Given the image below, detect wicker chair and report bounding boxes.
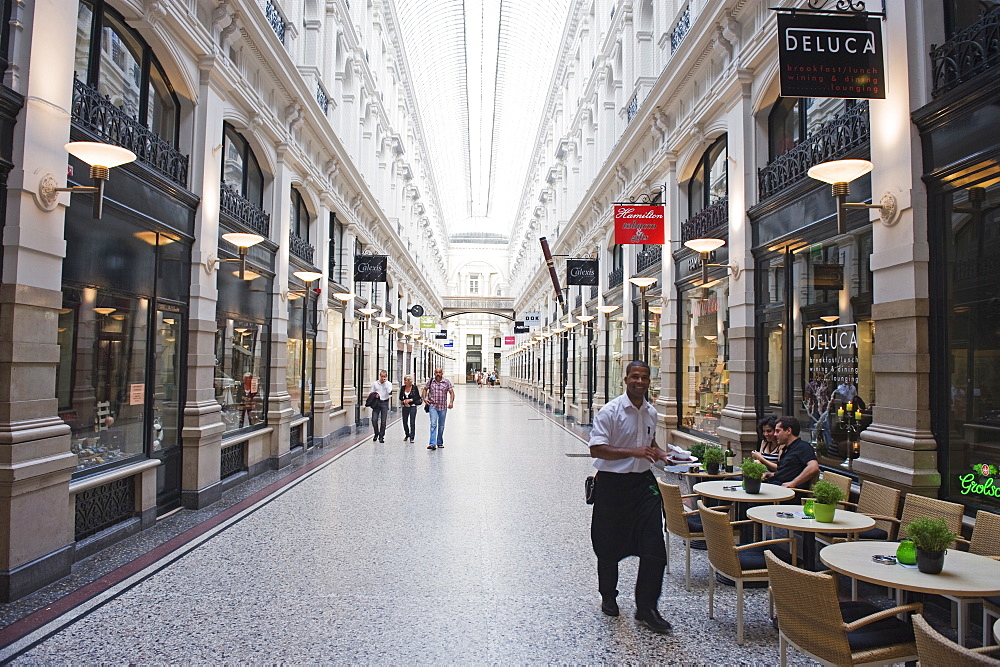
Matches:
[698,500,795,645]
[657,480,705,590]
[913,614,1000,665]
[764,550,921,666]
[895,494,964,540]
[839,480,901,541]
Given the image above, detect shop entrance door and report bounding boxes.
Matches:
[465,351,482,383]
[152,305,184,512]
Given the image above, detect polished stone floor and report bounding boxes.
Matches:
[0,386,960,664]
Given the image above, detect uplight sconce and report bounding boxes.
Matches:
[820,315,840,323]
[597,304,621,315]
[683,238,741,285]
[208,232,267,280]
[577,314,595,324]
[374,314,392,324]
[282,270,323,301]
[333,291,355,302]
[807,159,898,234]
[36,142,137,219]
[358,306,378,317]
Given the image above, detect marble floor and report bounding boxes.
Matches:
[0,387,963,664]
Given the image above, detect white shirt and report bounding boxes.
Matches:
[370,380,393,401]
[588,393,658,473]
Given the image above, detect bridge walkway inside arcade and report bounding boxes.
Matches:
[3,387,810,663]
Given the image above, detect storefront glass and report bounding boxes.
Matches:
[215,319,268,432]
[608,317,624,396]
[327,307,345,410]
[680,282,729,436]
[649,306,661,401]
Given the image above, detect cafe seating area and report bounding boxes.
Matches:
[658,464,1000,664]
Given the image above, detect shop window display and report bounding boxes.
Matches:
[215,319,268,433]
[680,283,729,436]
[327,307,345,410]
[608,317,624,395]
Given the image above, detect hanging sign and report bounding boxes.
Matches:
[614,205,665,244]
[567,258,599,286]
[434,330,448,340]
[777,12,885,99]
[504,336,515,346]
[353,254,388,282]
[419,316,436,329]
[513,326,530,334]
[523,312,541,327]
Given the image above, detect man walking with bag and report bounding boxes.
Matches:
[588,360,672,633]
[422,367,454,450]
[369,369,392,443]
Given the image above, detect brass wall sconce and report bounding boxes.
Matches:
[283,270,323,301]
[36,142,137,219]
[207,232,266,280]
[807,159,898,234]
[683,237,741,285]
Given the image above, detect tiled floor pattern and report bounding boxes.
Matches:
[0,387,959,664]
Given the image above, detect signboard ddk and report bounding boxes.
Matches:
[777,12,885,99]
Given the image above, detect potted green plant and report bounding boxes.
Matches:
[740,458,767,494]
[811,479,845,523]
[689,442,707,462]
[703,446,725,475]
[905,516,956,574]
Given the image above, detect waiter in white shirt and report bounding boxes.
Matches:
[589,360,672,634]
[369,369,392,443]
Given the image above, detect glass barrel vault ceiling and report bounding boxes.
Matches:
[393,0,572,239]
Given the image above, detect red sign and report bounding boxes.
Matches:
[504,336,515,346]
[614,205,665,244]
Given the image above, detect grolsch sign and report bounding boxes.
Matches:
[614,204,665,244]
[777,12,885,99]
[567,258,598,286]
[354,254,388,282]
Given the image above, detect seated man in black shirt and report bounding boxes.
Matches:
[763,416,819,488]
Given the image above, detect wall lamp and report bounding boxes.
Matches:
[807,159,898,234]
[36,142,137,219]
[683,237,741,285]
[282,270,323,301]
[207,232,267,280]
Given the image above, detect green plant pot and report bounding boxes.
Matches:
[706,462,720,475]
[916,548,946,574]
[742,478,761,494]
[813,502,837,523]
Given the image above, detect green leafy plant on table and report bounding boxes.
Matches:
[905,516,956,553]
[740,459,767,480]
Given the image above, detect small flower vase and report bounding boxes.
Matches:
[802,498,815,518]
[895,540,917,565]
[916,548,946,574]
[813,502,837,523]
[743,478,761,494]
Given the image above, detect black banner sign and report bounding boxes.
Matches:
[434,330,448,340]
[567,258,599,286]
[513,326,530,334]
[777,12,884,99]
[354,254,388,282]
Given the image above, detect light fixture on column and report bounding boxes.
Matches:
[374,314,392,324]
[577,314,595,323]
[807,159,898,234]
[208,232,267,280]
[628,276,657,362]
[388,321,403,330]
[683,238,741,285]
[292,270,324,282]
[332,291,355,302]
[358,306,378,316]
[36,142,137,219]
[597,304,621,315]
[820,315,840,323]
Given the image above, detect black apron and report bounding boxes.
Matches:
[590,470,665,562]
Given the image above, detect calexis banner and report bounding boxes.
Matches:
[777,12,885,99]
[567,258,599,286]
[354,254,387,282]
[613,205,665,244]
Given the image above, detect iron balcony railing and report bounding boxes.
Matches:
[290,232,315,264]
[626,93,639,124]
[681,197,728,243]
[575,294,583,309]
[220,182,270,238]
[670,6,691,54]
[757,101,869,202]
[316,83,330,115]
[591,285,599,299]
[930,4,1000,97]
[264,0,285,44]
[637,245,662,272]
[71,78,189,188]
[608,267,624,288]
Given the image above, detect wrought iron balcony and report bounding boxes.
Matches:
[930,4,1000,97]
[575,294,582,309]
[681,197,728,243]
[608,267,624,288]
[71,78,189,187]
[670,6,691,54]
[289,232,315,264]
[264,0,285,44]
[316,83,330,115]
[636,246,662,272]
[626,93,639,124]
[757,101,869,202]
[220,182,270,238]
[591,285,598,299]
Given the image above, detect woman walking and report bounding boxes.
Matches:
[399,375,421,443]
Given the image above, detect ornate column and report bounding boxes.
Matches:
[656,159,681,441]
[267,145,295,466]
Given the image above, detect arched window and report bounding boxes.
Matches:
[74,0,179,145]
[291,187,310,239]
[689,135,728,216]
[222,123,264,207]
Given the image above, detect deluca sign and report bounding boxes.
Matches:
[777,13,885,99]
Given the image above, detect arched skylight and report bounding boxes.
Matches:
[393,0,571,237]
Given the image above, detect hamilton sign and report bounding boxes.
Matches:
[614,205,665,245]
[777,12,885,99]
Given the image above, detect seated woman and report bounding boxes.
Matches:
[751,415,780,472]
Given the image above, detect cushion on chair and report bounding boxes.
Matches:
[840,601,915,651]
[737,545,791,571]
[985,595,1000,607]
[857,527,888,540]
[686,514,703,534]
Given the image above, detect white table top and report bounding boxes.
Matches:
[995,618,1000,643]
[694,480,795,504]
[820,541,1000,597]
[746,504,875,534]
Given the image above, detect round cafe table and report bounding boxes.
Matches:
[747,504,875,570]
[994,618,1000,644]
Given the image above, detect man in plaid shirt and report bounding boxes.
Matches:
[422,368,455,450]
